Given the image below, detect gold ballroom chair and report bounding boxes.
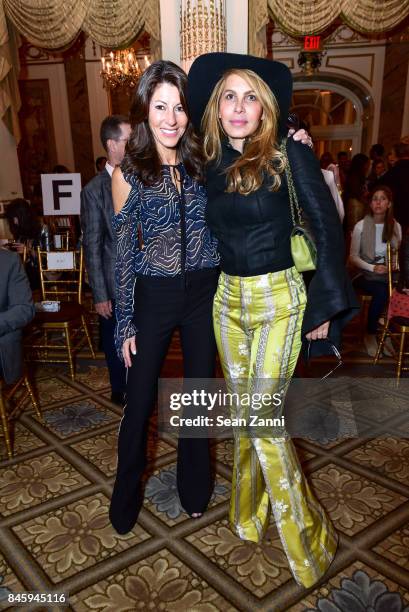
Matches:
[24,247,95,379]
[373,244,409,379]
[0,375,42,459]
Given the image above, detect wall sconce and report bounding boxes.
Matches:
[297,50,325,76]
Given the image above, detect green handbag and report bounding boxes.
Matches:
[280,140,317,272]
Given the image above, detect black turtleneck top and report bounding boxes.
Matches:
[205,137,359,350]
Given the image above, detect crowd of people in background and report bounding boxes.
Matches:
[320,140,409,355]
[3,126,409,361]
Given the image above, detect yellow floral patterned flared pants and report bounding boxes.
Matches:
[213,268,338,588]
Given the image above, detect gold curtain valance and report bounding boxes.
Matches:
[0,0,161,140]
[267,0,409,36]
[3,0,161,50]
[342,0,409,33]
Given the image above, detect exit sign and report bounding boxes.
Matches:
[304,36,321,50]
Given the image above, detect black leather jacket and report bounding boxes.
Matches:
[206,138,359,352]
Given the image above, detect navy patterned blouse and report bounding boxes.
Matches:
[113,163,219,356]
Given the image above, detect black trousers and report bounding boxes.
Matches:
[99,300,126,395]
[353,276,389,334]
[110,269,219,528]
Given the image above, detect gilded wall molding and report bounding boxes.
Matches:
[325,53,375,86]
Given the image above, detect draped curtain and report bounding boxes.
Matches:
[0,0,161,139]
[3,0,161,50]
[248,0,269,57]
[249,0,409,55]
[0,2,21,140]
[267,0,409,36]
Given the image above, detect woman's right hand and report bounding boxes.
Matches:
[374,264,388,274]
[122,336,137,368]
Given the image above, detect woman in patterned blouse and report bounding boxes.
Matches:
[109,59,310,536]
[109,61,220,535]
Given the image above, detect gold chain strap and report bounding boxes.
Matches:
[280,139,303,227]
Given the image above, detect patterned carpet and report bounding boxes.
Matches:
[1,321,409,611]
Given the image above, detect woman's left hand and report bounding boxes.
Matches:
[288,128,313,148]
[306,321,330,340]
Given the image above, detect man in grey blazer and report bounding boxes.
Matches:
[0,249,35,384]
[81,115,131,405]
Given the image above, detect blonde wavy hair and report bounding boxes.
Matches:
[201,68,286,195]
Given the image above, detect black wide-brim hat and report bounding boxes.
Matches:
[187,52,293,136]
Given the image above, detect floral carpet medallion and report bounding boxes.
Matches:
[186,518,291,597]
[305,567,409,612]
[346,438,409,484]
[1,330,409,610]
[144,465,229,521]
[0,452,89,516]
[310,463,407,535]
[70,549,235,611]
[43,401,116,437]
[71,431,119,476]
[12,494,149,583]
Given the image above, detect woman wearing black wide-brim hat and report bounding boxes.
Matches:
[188,52,359,588]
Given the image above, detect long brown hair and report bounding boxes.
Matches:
[201,68,286,195]
[369,185,397,242]
[122,61,204,185]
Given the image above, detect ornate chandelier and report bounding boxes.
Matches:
[100,50,150,90]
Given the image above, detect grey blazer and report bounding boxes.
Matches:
[80,169,116,303]
[0,249,35,384]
